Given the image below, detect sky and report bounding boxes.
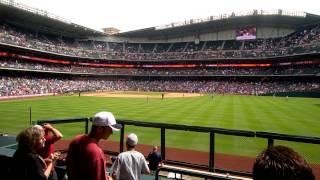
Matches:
[12,0,320,32]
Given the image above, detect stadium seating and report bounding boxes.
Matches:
[1,23,320,60]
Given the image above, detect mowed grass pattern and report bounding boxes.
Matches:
[0,95,319,162]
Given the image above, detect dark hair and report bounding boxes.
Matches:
[90,125,110,133]
[90,125,99,132]
[253,145,315,180]
[126,142,135,149]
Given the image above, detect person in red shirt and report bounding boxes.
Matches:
[35,123,63,159]
[66,111,122,180]
[34,123,63,180]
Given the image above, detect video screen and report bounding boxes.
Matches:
[236,26,257,40]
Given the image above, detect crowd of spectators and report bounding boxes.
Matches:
[1,76,319,97]
[1,24,320,60]
[1,23,319,98]
[1,59,319,76]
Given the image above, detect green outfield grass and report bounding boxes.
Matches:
[0,94,319,163]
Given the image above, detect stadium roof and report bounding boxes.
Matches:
[0,1,105,38]
[117,11,320,39]
[1,2,320,40]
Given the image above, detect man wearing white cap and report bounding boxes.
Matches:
[66,111,122,180]
[111,133,150,180]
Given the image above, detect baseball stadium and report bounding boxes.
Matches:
[0,0,319,179]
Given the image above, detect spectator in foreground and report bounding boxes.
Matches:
[36,123,63,159]
[253,145,315,180]
[34,123,63,180]
[147,146,163,173]
[12,126,58,180]
[112,133,150,180]
[66,111,122,180]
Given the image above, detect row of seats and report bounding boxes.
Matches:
[0,23,320,59]
[1,59,319,75]
[1,76,319,97]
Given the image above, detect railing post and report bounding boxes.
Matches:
[268,138,274,148]
[155,168,161,180]
[85,118,89,134]
[120,124,125,153]
[29,107,32,125]
[209,132,215,172]
[161,127,166,161]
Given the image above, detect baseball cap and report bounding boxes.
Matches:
[92,111,122,132]
[126,133,138,147]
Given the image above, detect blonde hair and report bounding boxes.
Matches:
[16,126,44,152]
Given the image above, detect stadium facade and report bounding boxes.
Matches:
[0,1,319,97]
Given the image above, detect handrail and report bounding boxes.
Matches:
[36,118,255,137]
[165,160,252,177]
[36,117,90,124]
[117,119,255,137]
[155,165,252,180]
[36,117,90,134]
[256,131,320,144]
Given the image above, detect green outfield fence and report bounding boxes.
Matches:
[34,117,320,177]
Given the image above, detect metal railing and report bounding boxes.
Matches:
[155,165,252,180]
[34,117,320,177]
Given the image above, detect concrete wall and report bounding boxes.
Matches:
[257,27,294,38]
[88,26,295,43]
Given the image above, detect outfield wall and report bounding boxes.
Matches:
[263,91,320,98]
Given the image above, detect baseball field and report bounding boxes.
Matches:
[0,91,319,163]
